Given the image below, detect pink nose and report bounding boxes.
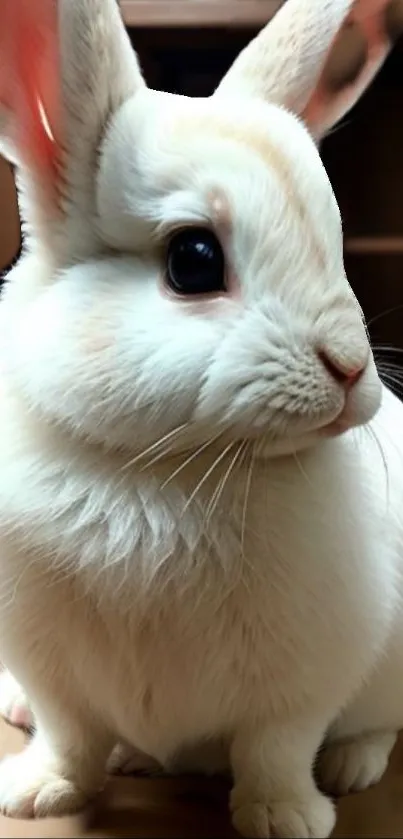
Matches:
[318,350,365,389]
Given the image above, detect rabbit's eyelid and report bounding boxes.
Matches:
[155,186,233,245]
[155,217,213,242]
[152,183,233,235]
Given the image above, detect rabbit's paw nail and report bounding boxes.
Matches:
[0,752,88,818]
[107,743,161,776]
[0,671,34,731]
[318,731,396,796]
[231,791,335,838]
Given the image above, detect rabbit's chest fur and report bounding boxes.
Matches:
[0,385,401,759]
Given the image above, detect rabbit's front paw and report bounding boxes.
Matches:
[0,750,89,818]
[231,790,335,839]
[0,670,34,731]
[318,731,396,796]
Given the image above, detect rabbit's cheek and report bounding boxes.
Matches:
[80,312,114,356]
[82,331,113,357]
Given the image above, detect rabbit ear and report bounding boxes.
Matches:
[216,0,402,141]
[0,0,145,262]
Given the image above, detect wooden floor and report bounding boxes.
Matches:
[0,722,402,838]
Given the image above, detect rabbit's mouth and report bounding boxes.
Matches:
[241,379,382,458]
[321,415,355,439]
[320,405,364,439]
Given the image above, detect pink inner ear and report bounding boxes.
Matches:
[302,0,392,138]
[0,0,61,205]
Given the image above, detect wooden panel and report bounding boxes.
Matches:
[322,46,403,238]
[344,253,403,352]
[0,157,21,276]
[132,27,252,92]
[346,238,403,254]
[121,0,282,27]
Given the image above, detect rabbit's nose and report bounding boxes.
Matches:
[318,350,366,389]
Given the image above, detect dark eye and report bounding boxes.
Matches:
[166,227,226,296]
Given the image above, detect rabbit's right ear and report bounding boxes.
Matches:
[216,0,401,142]
[0,0,145,262]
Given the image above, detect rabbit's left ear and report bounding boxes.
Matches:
[0,0,145,262]
[216,0,403,141]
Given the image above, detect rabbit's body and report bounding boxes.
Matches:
[1,0,403,836]
[0,360,403,777]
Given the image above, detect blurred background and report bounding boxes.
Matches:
[1,0,402,383]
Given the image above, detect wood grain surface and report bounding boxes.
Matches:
[0,157,20,273]
[120,1,282,27]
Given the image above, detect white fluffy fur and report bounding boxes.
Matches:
[0,0,402,836]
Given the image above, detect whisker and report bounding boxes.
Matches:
[241,443,255,559]
[378,371,403,394]
[120,424,188,473]
[375,354,403,394]
[376,365,403,378]
[205,443,238,523]
[368,305,403,329]
[293,450,315,492]
[160,430,224,490]
[366,424,390,507]
[376,360,403,372]
[374,345,403,355]
[139,442,188,473]
[378,369,403,383]
[327,115,352,138]
[206,440,248,525]
[182,441,236,516]
[377,362,403,375]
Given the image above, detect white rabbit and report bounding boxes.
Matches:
[0,0,403,836]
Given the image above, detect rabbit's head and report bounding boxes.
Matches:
[1,0,401,458]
